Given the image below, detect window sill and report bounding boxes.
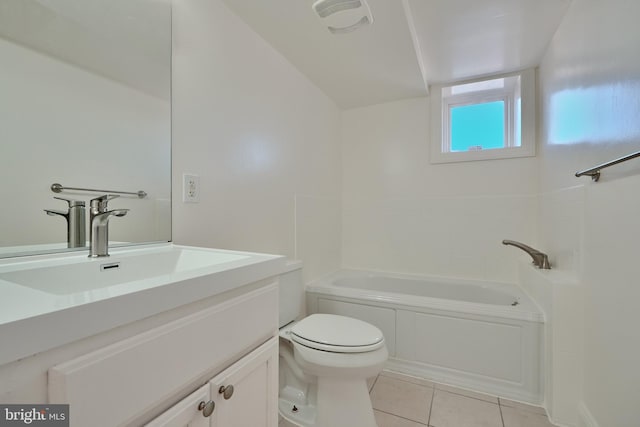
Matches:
[430,145,536,164]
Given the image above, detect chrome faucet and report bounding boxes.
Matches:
[45,196,86,248]
[502,240,551,269]
[89,195,129,258]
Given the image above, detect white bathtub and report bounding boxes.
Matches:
[306,270,544,403]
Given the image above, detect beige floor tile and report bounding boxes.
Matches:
[435,383,499,404]
[370,375,433,424]
[368,375,379,392]
[374,410,428,427]
[499,398,547,415]
[430,390,502,427]
[380,370,436,388]
[501,406,556,427]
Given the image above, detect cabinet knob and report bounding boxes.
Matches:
[218,385,234,400]
[198,400,215,417]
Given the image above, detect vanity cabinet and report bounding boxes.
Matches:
[146,338,278,427]
[48,282,279,427]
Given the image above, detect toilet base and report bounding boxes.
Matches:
[278,397,316,426]
[278,377,377,427]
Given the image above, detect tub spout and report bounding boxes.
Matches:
[502,240,551,269]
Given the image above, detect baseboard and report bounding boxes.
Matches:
[577,402,599,427]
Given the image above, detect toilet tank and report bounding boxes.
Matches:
[279,260,304,328]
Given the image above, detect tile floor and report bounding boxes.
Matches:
[281,370,556,427]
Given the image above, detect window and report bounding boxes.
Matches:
[430,69,535,163]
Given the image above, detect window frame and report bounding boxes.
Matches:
[430,69,536,164]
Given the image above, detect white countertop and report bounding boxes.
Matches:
[0,243,286,365]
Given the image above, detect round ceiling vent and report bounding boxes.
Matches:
[312,0,374,34]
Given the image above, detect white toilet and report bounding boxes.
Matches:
[278,262,388,427]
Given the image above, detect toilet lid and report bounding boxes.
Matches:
[290,314,385,353]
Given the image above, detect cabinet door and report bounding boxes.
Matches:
[145,384,212,427]
[209,337,278,427]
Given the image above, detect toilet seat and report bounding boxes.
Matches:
[290,314,385,353]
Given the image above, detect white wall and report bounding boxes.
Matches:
[171,0,342,282]
[538,0,640,426]
[341,97,539,283]
[0,38,171,248]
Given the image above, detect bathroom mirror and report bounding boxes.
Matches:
[0,0,172,258]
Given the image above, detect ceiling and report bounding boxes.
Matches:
[221,0,572,109]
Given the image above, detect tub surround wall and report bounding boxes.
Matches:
[341,98,539,283]
[518,262,583,427]
[537,0,640,426]
[171,0,342,282]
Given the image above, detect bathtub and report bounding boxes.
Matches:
[306,270,544,403]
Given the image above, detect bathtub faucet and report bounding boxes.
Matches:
[502,240,551,269]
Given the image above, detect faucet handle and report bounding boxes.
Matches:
[90,194,119,212]
[53,196,85,208]
[44,209,68,217]
[90,194,119,202]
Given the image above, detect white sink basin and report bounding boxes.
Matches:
[0,247,248,295]
[0,243,286,365]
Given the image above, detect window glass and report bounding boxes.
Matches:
[450,101,505,152]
